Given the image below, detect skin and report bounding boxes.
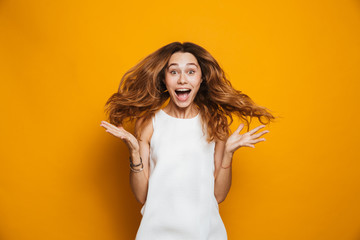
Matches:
[162,51,202,118]
[100,51,270,204]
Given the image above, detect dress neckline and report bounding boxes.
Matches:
[160,109,200,120]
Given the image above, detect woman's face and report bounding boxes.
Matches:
[164,52,202,109]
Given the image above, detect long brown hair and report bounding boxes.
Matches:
[104,41,277,142]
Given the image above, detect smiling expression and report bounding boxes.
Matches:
[164,52,202,109]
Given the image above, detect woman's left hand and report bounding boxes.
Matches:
[225,123,269,154]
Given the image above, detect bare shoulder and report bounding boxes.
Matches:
[134,115,154,181]
[135,115,154,143]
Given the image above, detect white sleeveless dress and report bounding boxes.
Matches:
[135,109,228,240]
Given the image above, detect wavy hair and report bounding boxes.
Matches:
[104,41,277,142]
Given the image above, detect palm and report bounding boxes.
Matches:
[100,121,140,153]
[225,123,269,153]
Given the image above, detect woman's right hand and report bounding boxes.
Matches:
[100,121,140,154]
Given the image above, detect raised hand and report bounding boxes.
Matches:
[225,123,269,154]
[100,121,140,154]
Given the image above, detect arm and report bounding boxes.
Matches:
[100,117,153,205]
[214,139,232,204]
[214,123,269,204]
[129,118,153,204]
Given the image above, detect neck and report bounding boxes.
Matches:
[163,101,199,119]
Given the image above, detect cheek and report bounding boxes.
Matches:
[164,77,173,89]
[164,82,178,95]
[193,78,202,89]
[191,81,202,96]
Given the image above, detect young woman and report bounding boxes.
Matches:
[100,42,276,239]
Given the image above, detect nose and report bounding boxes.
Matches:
[177,72,187,84]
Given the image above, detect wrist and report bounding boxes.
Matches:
[221,159,232,169]
[223,150,233,160]
[130,151,141,164]
[221,151,233,169]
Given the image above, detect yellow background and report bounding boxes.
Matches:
[1,0,360,239]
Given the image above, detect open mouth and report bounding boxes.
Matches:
[175,89,191,101]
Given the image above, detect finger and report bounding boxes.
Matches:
[100,121,121,131]
[244,144,255,148]
[100,120,113,127]
[248,124,266,135]
[252,130,270,139]
[100,121,115,130]
[234,123,244,134]
[249,138,266,144]
[103,125,121,135]
[103,122,122,132]
[102,123,128,136]
[105,128,126,139]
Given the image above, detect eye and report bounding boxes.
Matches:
[189,70,195,74]
[170,70,177,74]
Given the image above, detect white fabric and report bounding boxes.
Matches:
[135,109,228,240]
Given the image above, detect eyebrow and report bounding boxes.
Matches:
[167,63,198,69]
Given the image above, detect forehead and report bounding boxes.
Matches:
[167,52,198,66]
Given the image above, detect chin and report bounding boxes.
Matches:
[173,101,190,108]
[171,97,193,109]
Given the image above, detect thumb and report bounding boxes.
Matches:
[234,123,244,134]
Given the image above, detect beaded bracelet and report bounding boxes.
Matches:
[129,156,144,173]
[130,162,144,172]
[129,156,143,167]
